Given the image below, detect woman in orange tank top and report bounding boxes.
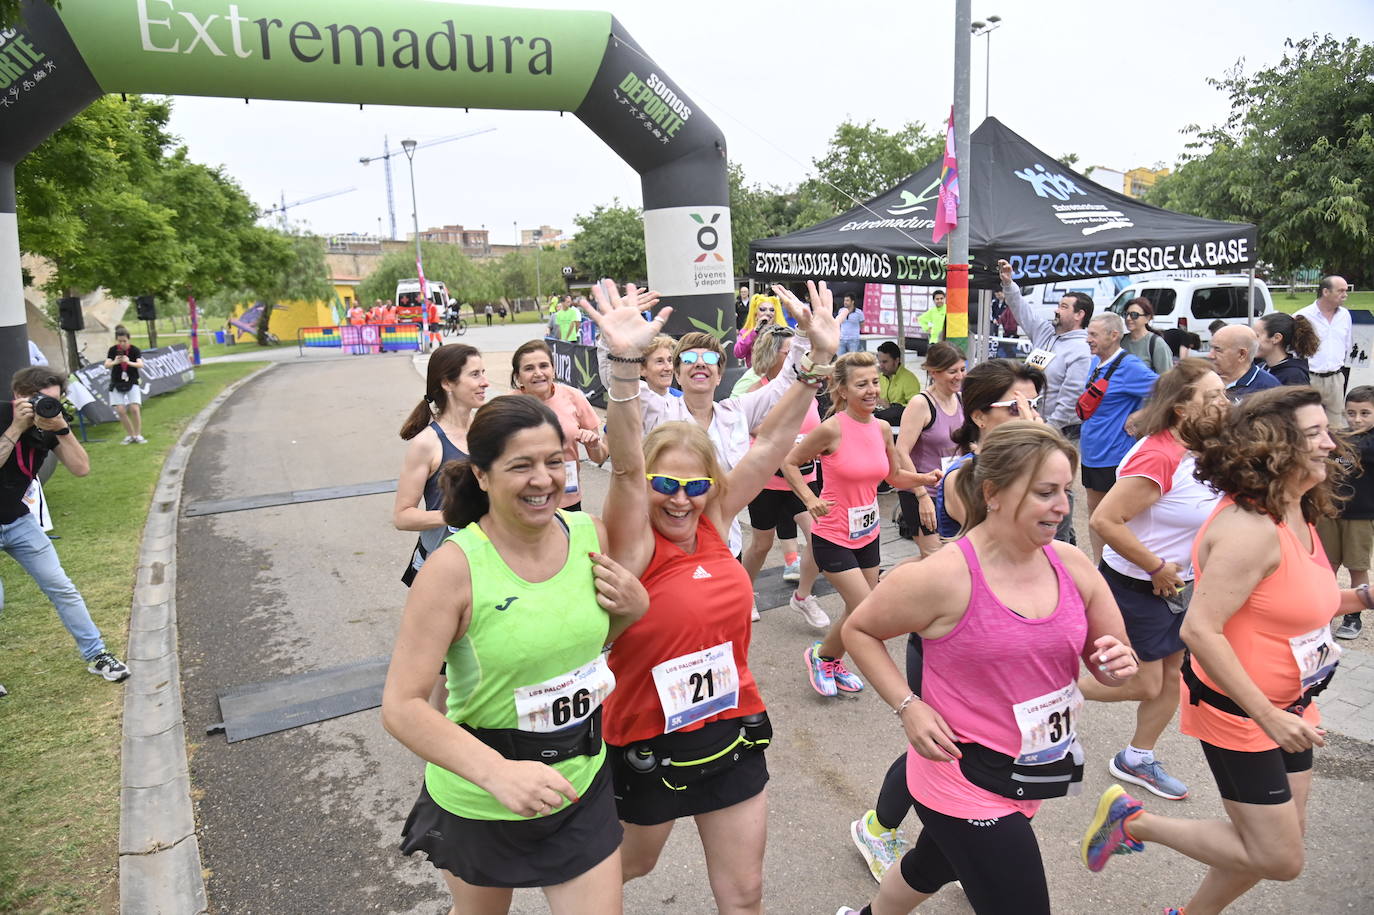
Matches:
[1080,387,1372,914]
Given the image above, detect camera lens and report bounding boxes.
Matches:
[29,394,62,419]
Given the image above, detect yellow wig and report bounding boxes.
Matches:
[741,294,781,333]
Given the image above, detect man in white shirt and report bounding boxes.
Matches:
[1296,275,1353,427]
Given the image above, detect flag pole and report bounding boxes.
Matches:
[945,0,973,353]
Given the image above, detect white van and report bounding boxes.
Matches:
[1106,275,1272,342]
[394,279,453,313]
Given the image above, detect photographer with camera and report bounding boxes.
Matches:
[1,367,130,693]
[103,325,146,445]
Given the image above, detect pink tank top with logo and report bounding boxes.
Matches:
[812,411,890,548]
[907,537,1089,819]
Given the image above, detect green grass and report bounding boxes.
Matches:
[0,361,267,914]
[1274,289,1374,313]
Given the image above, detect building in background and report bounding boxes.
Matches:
[1124,166,1169,198]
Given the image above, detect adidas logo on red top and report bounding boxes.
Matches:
[692,565,711,579]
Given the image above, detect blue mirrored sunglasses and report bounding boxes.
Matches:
[678,350,721,366]
[646,474,714,497]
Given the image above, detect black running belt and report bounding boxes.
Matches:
[184,479,398,517]
[209,656,389,743]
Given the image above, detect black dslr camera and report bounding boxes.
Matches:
[27,393,64,419]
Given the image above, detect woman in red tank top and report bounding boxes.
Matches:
[783,352,941,698]
[1081,386,1372,915]
[587,278,839,913]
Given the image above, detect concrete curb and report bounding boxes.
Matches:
[119,364,276,915]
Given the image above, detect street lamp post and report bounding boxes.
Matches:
[532,229,543,310]
[400,138,429,351]
[971,15,1002,122]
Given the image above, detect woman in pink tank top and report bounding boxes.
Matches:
[782,352,941,698]
[837,423,1137,915]
[1080,387,1373,915]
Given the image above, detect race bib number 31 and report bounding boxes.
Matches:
[513,655,615,733]
[1012,683,1083,765]
[651,642,740,733]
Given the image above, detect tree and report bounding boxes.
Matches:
[356,242,491,307]
[16,96,185,301]
[571,202,646,283]
[491,246,574,304]
[728,163,809,272]
[806,119,944,219]
[0,0,59,29]
[1148,35,1374,283]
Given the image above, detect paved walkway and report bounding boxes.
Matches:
[161,330,1374,913]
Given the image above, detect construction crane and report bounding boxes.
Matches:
[358,127,496,240]
[262,187,357,228]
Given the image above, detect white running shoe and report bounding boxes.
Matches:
[790,593,830,629]
[751,602,760,622]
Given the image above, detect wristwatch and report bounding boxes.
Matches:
[52,426,71,436]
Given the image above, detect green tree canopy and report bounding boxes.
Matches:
[356,242,492,306]
[804,119,944,220]
[0,0,58,29]
[1148,34,1374,283]
[571,202,646,284]
[491,246,574,303]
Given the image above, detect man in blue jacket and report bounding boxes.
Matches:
[1080,312,1159,561]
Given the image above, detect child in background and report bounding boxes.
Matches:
[1320,385,1374,638]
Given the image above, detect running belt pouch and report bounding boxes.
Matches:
[633,713,771,788]
[1162,581,1194,615]
[955,740,1085,800]
[464,708,602,763]
[1075,356,1124,421]
[400,537,427,587]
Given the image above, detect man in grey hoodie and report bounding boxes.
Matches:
[997,259,1092,435]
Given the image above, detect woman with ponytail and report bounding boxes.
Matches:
[384,394,649,913]
[394,343,488,587]
[846,359,1047,882]
[784,351,942,698]
[1257,312,1321,386]
[839,423,1135,915]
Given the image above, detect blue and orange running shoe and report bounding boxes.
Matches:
[1081,784,1145,872]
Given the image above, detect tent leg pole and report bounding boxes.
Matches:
[1247,267,1256,326]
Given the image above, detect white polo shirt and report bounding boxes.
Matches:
[1295,302,1353,374]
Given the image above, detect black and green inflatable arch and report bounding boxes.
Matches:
[0,0,734,392]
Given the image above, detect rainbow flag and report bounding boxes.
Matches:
[933,107,959,244]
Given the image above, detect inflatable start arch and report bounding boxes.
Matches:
[0,0,733,390]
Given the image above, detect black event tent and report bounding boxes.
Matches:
[748,117,1257,288]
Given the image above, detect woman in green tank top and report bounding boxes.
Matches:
[382,394,649,913]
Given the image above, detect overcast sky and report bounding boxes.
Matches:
[162,0,1373,245]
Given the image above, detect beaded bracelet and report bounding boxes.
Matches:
[606,352,645,364]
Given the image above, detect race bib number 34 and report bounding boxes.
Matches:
[513,655,615,733]
[1012,683,1083,765]
[651,642,740,733]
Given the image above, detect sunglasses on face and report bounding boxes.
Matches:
[1125,311,1146,320]
[646,474,714,497]
[678,351,722,366]
[988,395,1043,416]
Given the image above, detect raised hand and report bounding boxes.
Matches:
[586,279,668,358]
[773,281,840,359]
[997,258,1014,286]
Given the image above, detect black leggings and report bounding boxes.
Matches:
[900,798,1049,914]
[874,635,924,830]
